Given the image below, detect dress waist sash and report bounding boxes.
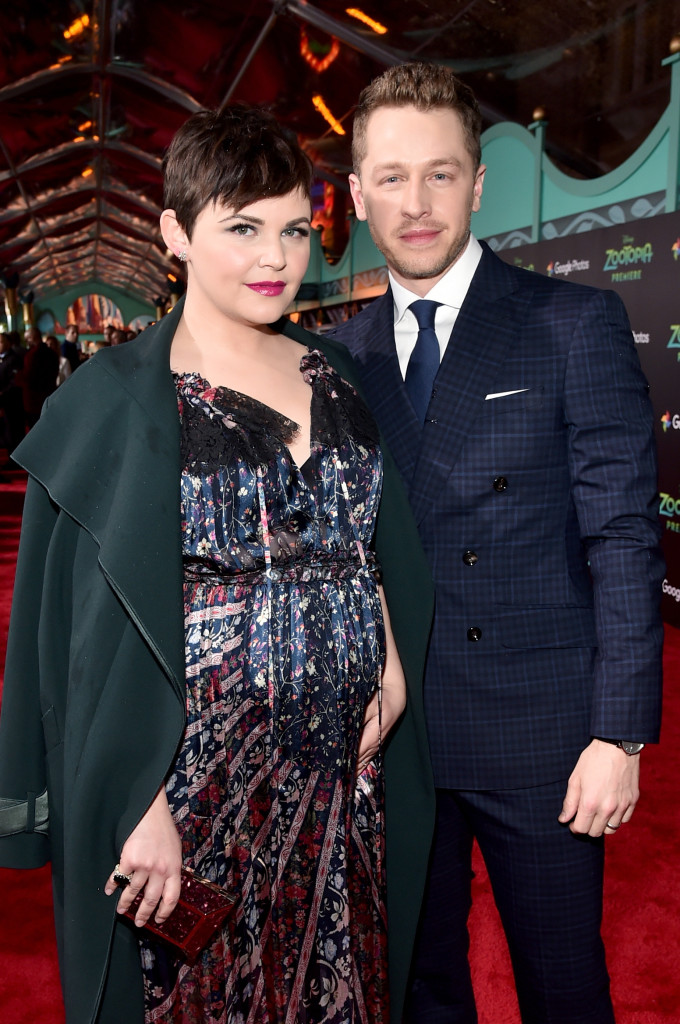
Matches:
[183,550,380,587]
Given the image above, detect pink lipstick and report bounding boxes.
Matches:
[247,282,286,296]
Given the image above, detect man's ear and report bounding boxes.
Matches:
[472,165,486,213]
[348,173,367,222]
[160,210,189,258]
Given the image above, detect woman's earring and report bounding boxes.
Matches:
[178,251,187,262]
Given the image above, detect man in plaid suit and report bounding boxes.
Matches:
[330,63,664,1023]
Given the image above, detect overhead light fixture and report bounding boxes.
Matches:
[300,28,340,72]
[64,14,90,40]
[345,8,387,34]
[312,95,346,135]
[81,167,94,178]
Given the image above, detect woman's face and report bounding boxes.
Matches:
[184,188,312,327]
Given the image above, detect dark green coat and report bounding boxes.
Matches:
[0,302,434,1023]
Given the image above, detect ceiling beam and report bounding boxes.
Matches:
[0,136,66,292]
[0,184,161,222]
[219,5,281,108]
[0,139,162,185]
[0,61,201,113]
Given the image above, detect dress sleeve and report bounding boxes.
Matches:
[0,475,58,867]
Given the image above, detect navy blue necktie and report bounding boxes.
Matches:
[405,299,441,425]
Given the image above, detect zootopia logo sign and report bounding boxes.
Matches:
[603,243,653,271]
[669,325,680,360]
[659,490,680,532]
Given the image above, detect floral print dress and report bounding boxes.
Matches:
[140,350,389,1024]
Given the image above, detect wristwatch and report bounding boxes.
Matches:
[597,737,645,755]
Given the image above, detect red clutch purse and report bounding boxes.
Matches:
[122,867,237,965]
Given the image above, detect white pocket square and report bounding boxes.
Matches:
[485,389,530,400]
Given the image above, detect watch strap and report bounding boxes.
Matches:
[596,737,645,755]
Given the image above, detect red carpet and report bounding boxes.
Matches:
[1,467,678,1022]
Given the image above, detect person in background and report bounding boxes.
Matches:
[0,104,433,1024]
[21,325,59,428]
[330,61,664,1024]
[0,331,25,454]
[61,323,81,373]
[5,330,25,367]
[46,334,72,387]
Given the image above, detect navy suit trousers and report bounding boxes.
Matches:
[406,785,615,1024]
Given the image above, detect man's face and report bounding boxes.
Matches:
[349,105,485,297]
[65,324,79,343]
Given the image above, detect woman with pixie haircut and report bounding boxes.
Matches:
[0,106,434,1023]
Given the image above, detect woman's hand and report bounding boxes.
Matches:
[357,585,407,773]
[357,680,406,770]
[104,785,182,927]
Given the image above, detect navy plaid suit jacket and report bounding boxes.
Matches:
[330,242,664,789]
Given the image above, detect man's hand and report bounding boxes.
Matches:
[558,738,640,837]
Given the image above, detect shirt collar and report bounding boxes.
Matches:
[391,234,483,325]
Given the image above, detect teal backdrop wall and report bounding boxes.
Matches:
[35,280,155,334]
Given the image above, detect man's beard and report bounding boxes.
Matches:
[368,222,471,281]
[362,191,474,281]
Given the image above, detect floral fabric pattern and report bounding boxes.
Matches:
[141,351,388,1024]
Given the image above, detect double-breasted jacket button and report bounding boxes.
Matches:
[462,550,478,566]
[493,476,508,492]
[467,626,482,642]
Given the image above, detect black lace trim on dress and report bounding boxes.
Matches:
[175,349,379,472]
[177,382,294,471]
[301,350,379,450]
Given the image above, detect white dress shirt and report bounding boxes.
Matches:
[391,234,483,380]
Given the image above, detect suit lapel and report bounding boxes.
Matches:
[409,247,532,526]
[342,290,421,485]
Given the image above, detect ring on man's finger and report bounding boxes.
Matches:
[113,863,133,887]
[606,821,620,831]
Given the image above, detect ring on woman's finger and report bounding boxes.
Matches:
[606,821,620,831]
[113,863,133,887]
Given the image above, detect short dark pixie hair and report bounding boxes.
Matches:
[163,105,313,239]
[352,62,482,175]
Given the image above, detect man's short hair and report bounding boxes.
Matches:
[163,105,313,239]
[352,62,482,175]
